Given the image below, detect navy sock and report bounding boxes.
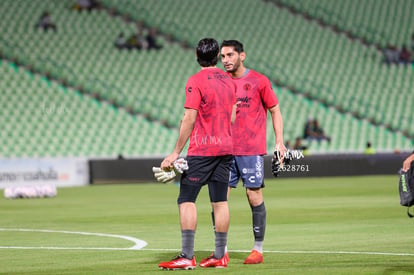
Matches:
[251,202,266,242]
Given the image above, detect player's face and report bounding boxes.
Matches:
[221,46,244,73]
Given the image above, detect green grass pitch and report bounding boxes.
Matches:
[1,175,414,274]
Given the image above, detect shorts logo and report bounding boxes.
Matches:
[255,157,263,179]
[242,168,255,174]
[248,176,255,183]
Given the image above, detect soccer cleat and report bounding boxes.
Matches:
[199,252,229,266]
[243,250,263,264]
[199,253,228,268]
[158,253,196,270]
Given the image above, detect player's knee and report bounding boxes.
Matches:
[246,188,263,205]
[177,196,197,204]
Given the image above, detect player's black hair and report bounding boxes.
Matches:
[220,40,244,53]
[196,38,219,67]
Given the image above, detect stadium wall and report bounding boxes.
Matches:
[89,153,409,184]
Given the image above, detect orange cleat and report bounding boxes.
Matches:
[243,250,263,264]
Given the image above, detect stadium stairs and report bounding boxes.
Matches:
[263,0,414,141]
[0,0,412,156]
[267,0,414,49]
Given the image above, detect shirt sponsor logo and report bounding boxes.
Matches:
[208,73,229,80]
[237,96,251,108]
[237,96,251,103]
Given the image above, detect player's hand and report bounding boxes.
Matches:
[161,152,179,170]
[271,151,281,177]
[271,150,291,177]
[153,158,189,183]
[275,143,287,166]
[403,154,414,172]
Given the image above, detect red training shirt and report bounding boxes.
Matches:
[230,69,279,155]
[184,68,237,156]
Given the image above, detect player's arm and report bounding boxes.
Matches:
[231,102,238,124]
[269,104,286,154]
[230,81,239,125]
[161,108,197,169]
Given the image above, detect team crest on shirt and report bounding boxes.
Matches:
[243,83,252,91]
[187,87,192,93]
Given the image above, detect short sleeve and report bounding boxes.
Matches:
[260,76,278,109]
[184,77,201,110]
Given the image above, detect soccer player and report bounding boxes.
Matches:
[158,38,237,270]
[220,39,286,264]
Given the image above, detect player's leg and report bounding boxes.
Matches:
[158,183,201,270]
[199,185,229,268]
[159,156,205,270]
[200,155,232,268]
[178,184,201,261]
[238,155,266,264]
[212,200,229,257]
[212,157,239,231]
[246,187,266,255]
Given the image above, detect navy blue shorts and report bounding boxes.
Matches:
[229,155,265,189]
[177,155,233,204]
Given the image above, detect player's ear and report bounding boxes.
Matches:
[240,52,246,62]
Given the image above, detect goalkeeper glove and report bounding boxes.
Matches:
[152,167,176,183]
[152,158,189,183]
[172,157,189,173]
[271,151,290,177]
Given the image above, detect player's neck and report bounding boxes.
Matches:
[231,66,247,78]
[201,66,217,70]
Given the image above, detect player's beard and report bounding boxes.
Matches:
[224,56,242,73]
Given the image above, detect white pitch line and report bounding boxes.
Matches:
[1,246,413,257]
[1,228,413,257]
[0,246,140,251]
[240,249,414,257]
[142,248,414,257]
[0,228,147,250]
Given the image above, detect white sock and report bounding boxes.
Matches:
[253,241,263,253]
